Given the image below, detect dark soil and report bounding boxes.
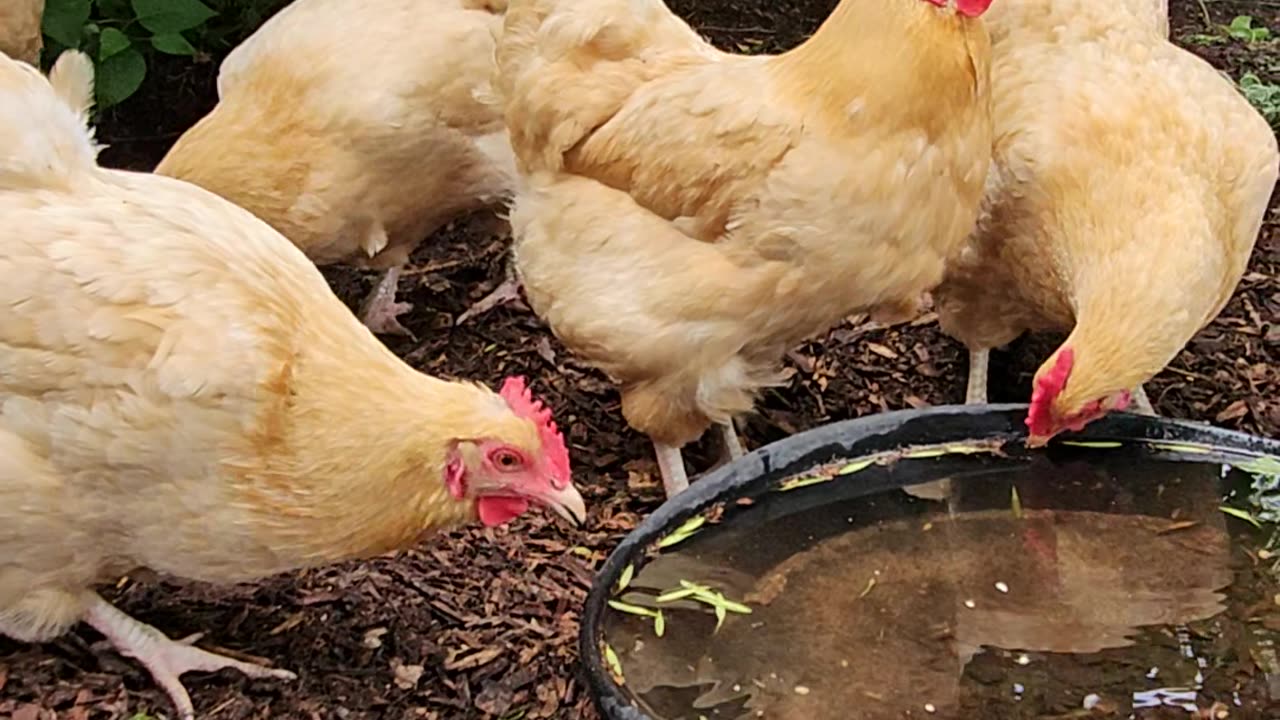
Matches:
[2,0,1278,718]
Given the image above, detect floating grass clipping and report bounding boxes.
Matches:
[656,580,752,632]
[1148,442,1214,455]
[656,515,708,549]
[1237,455,1280,477]
[837,458,876,475]
[900,447,949,459]
[1059,440,1124,449]
[602,642,625,685]
[778,443,1004,493]
[1220,505,1264,528]
[778,474,833,491]
[1011,485,1023,520]
[607,600,666,637]
[616,563,635,593]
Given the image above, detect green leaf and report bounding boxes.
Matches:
[1148,442,1213,455]
[655,587,698,603]
[131,0,217,35]
[94,47,147,108]
[1059,440,1124,449]
[603,644,624,684]
[615,564,634,593]
[150,32,197,56]
[778,475,830,492]
[43,0,92,48]
[607,600,658,618]
[1220,505,1263,528]
[653,610,665,638]
[98,28,132,61]
[656,515,707,548]
[837,458,875,475]
[902,447,948,459]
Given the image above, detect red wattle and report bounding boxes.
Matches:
[477,496,530,527]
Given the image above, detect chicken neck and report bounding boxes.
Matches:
[768,0,987,130]
[225,334,508,569]
[85,594,295,720]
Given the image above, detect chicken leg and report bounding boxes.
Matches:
[359,265,415,337]
[455,261,527,326]
[85,594,296,720]
[720,421,747,463]
[1130,384,1156,415]
[654,440,690,498]
[965,348,990,405]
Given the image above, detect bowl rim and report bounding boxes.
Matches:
[577,402,1280,720]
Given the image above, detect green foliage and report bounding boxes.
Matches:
[42,0,219,108]
[1190,15,1273,45]
[1226,15,1272,43]
[1239,72,1280,132]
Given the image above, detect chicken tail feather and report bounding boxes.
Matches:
[0,50,99,191]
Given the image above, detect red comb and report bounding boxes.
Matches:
[499,376,571,487]
[1025,347,1074,436]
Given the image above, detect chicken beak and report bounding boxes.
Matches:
[540,483,587,526]
[1025,433,1052,449]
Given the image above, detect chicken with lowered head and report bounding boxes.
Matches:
[0,50,583,720]
[156,0,518,337]
[494,0,995,496]
[933,0,1278,445]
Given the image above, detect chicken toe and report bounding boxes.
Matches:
[455,263,527,326]
[84,595,296,720]
[359,266,415,337]
[1130,384,1156,415]
[654,440,690,498]
[965,349,989,404]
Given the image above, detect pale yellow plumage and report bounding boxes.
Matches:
[155,0,517,333]
[497,0,994,494]
[0,0,43,65]
[0,52,581,718]
[934,0,1278,433]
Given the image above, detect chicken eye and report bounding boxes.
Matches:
[493,450,522,470]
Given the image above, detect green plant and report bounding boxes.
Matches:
[1238,72,1280,132]
[1226,15,1272,43]
[1189,15,1273,45]
[41,0,218,108]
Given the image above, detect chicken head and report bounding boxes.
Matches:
[445,376,585,526]
[1025,347,1135,446]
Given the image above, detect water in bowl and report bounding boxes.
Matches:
[601,447,1280,719]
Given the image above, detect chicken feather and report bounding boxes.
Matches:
[156,0,517,334]
[497,0,994,494]
[0,0,43,66]
[0,50,582,720]
[934,0,1278,442]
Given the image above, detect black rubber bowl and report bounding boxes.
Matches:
[578,403,1280,720]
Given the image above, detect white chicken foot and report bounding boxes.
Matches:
[358,265,415,337]
[85,594,296,720]
[455,262,527,326]
[1130,384,1156,415]
[653,440,691,499]
[965,348,989,405]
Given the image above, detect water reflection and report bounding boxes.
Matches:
[603,453,1280,719]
